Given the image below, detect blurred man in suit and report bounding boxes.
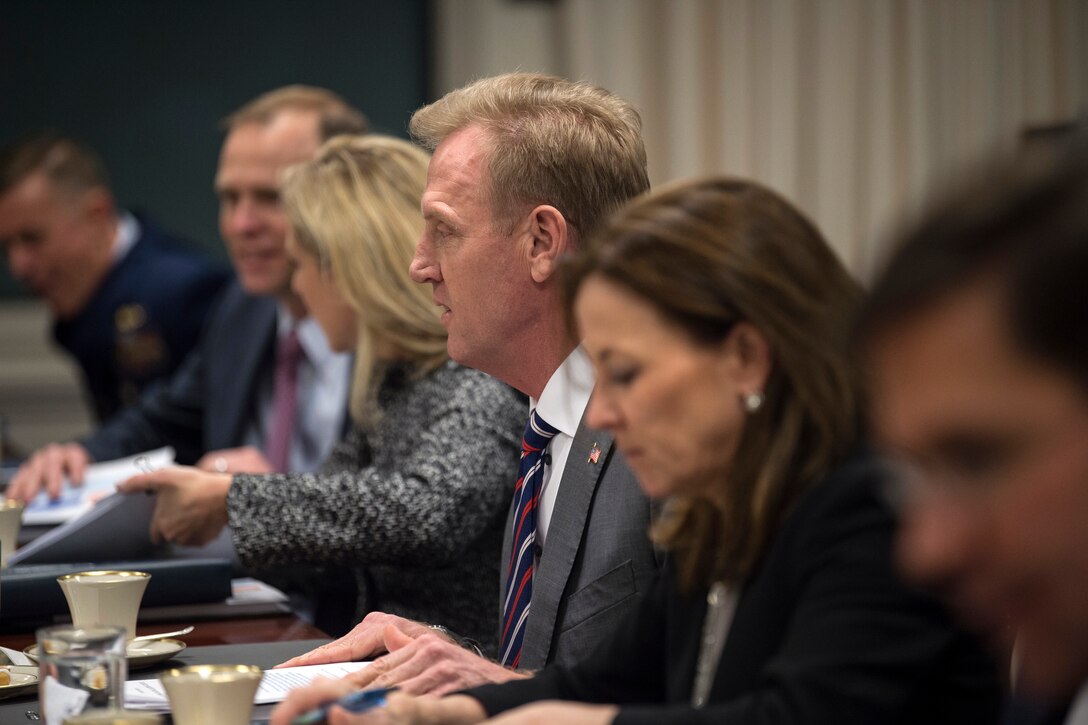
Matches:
[0,133,228,422]
[281,72,662,693]
[861,144,1088,725]
[7,86,367,498]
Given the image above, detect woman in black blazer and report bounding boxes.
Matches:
[272,177,1001,724]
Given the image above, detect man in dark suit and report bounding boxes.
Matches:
[6,86,369,499]
[280,73,661,692]
[0,133,228,423]
[861,145,1088,724]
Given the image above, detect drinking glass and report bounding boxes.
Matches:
[37,625,127,725]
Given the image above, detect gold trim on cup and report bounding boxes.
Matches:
[58,570,151,582]
[0,500,25,511]
[161,664,262,681]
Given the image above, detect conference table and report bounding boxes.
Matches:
[0,613,331,722]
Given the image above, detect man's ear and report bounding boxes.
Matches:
[526,204,569,284]
[80,186,115,225]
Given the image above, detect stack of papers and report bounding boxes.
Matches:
[123,662,369,710]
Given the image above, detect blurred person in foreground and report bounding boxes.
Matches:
[7,86,367,502]
[272,176,1001,724]
[0,132,228,423]
[859,145,1088,724]
[118,135,523,653]
[278,72,661,688]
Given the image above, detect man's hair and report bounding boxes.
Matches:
[858,139,1088,389]
[0,132,110,198]
[222,85,370,142]
[410,72,649,241]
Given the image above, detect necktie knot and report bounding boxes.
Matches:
[521,409,559,457]
[278,327,305,367]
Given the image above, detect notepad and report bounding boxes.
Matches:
[123,662,369,710]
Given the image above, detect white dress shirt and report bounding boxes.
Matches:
[532,346,595,549]
[110,211,139,263]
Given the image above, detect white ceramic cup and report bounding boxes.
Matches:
[0,499,24,566]
[57,571,151,640]
[160,665,263,725]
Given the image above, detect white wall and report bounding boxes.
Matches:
[431,0,1088,277]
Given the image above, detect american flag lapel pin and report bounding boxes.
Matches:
[587,442,601,464]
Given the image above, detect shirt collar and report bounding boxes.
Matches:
[531,346,595,438]
[111,211,140,263]
[276,308,339,371]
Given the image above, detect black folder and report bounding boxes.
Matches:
[0,557,233,623]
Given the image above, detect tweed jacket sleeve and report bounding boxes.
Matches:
[225,361,523,569]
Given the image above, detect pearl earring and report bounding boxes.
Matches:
[742,391,764,413]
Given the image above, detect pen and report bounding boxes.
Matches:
[290,685,398,725]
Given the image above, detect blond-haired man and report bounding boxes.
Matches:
[277,73,661,700]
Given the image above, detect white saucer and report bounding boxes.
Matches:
[23,638,186,671]
[0,666,39,699]
[124,638,187,670]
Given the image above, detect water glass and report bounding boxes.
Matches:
[38,625,127,725]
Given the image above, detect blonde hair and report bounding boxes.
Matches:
[410,72,649,240]
[562,177,863,589]
[223,85,369,141]
[281,135,446,424]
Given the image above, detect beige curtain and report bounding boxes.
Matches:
[432,0,1087,277]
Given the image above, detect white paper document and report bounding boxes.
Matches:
[21,447,175,526]
[123,662,369,710]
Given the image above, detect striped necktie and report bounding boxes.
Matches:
[499,409,559,668]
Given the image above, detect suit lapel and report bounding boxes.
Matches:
[210,296,277,449]
[520,417,614,669]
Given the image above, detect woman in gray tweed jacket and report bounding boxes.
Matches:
[119,135,523,654]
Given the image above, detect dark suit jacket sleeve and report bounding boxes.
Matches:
[470,459,1000,725]
[77,281,269,467]
[79,344,208,465]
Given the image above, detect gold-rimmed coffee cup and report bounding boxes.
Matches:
[58,570,151,640]
[0,499,24,566]
[159,665,263,725]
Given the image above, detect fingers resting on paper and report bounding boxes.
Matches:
[6,442,91,502]
[349,628,526,696]
[277,612,432,668]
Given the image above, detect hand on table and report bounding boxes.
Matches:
[270,679,486,725]
[195,445,274,474]
[5,442,92,502]
[348,625,527,696]
[277,612,433,668]
[116,465,231,546]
